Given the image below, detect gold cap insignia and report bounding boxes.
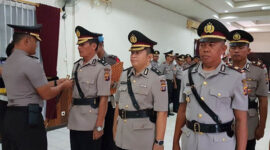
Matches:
[204,22,215,34]
[76,30,80,38]
[233,33,241,41]
[130,34,137,43]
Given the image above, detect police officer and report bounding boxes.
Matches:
[113,30,168,150]
[192,55,200,64]
[173,54,185,112]
[182,54,193,70]
[96,34,120,150]
[173,19,248,150]
[2,24,72,150]
[159,50,175,116]
[228,30,268,150]
[151,50,160,69]
[67,26,111,150]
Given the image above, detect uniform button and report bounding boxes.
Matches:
[124,120,127,123]
[89,109,92,113]
[87,81,90,84]
[79,69,82,72]
[201,97,204,101]
[222,138,226,142]
[125,105,128,108]
[203,81,207,85]
[218,93,221,97]
[199,132,204,135]
[186,97,190,103]
[133,80,136,83]
[198,114,202,118]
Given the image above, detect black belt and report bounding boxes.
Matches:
[186,120,233,133]
[73,97,100,109]
[248,101,258,109]
[7,106,42,112]
[119,109,153,119]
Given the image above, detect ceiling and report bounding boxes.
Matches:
[146,0,270,32]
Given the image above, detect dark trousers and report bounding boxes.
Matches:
[70,130,102,150]
[101,101,117,150]
[2,108,47,150]
[246,139,256,150]
[172,79,181,112]
[0,100,8,137]
[166,80,173,112]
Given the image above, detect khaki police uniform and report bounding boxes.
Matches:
[177,19,249,150]
[3,49,47,150]
[243,60,269,140]
[115,65,168,150]
[115,30,168,150]
[179,62,248,150]
[100,52,120,150]
[68,55,111,131]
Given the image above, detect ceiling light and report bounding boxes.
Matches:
[221,16,237,19]
[262,6,270,10]
[238,4,262,8]
[225,10,229,13]
[213,14,219,19]
[226,1,233,8]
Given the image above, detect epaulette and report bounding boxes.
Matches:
[251,61,265,69]
[183,63,198,71]
[29,55,38,59]
[74,58,82,64]
[98,58,108,66]
[151,67,161,75]
[226,63,244,73]
[123,67,132,72]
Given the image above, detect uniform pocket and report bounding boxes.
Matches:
[181,125,191,137]
[119,85,127,92]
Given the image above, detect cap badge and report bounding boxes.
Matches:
[76,30,80,38]
[233,33,241,41]
[130,34,137,43]
[204,22,215,34]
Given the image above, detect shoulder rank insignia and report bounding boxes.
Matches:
[251,61,265,69]
[160,79,166,92]
[226,63,244,73]
[98,58,108,66]
[104,68,110,81]
[151,67,161,75]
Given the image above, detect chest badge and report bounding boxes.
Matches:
[160,80,167,92]
[104,68,111,81]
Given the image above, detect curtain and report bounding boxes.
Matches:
[36,4,60,119]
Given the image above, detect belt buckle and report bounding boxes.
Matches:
[194,122,200,133]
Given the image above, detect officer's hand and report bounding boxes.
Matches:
[255,125,265,140]
[93,130,103,140]
[62,80,73,89]
[153,143,164,150]
[172,142,180,150]
[57,78,67,84]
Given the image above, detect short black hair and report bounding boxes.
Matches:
[12,33,29,44]
[88,39,99,51]
[6,41,14,57]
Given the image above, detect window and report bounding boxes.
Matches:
[0,0,40,58]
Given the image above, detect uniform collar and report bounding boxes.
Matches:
[195,61,228,77]
[79,54,98,66]
[13,49,28,56]
[128,64,151,78]
[243,59,251,72]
